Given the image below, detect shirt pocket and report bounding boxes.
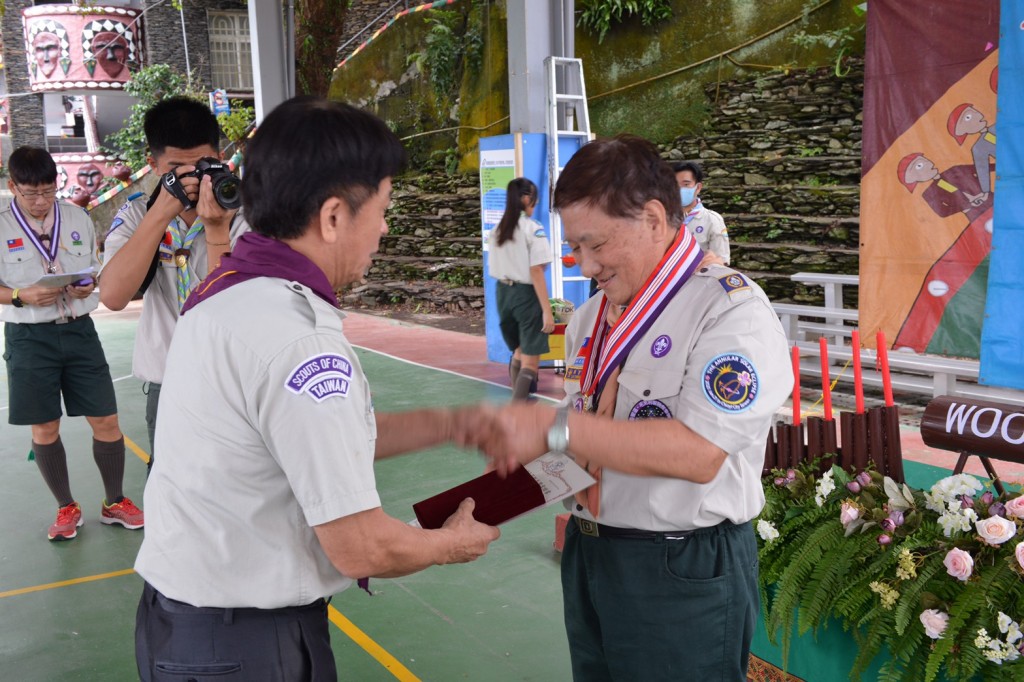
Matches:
[61,242,94,273]
[617,367,685,421]
[0,249,39,288]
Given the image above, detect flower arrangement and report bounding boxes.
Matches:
[757,463,1024,681]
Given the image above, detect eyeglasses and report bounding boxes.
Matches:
[15,185,58,200]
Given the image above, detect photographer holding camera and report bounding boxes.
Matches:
[100,97,249,465]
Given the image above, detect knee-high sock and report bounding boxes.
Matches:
[510,358,522,386]
[513,367,538,401]
[33,437,73,508]
[93,437,125,504]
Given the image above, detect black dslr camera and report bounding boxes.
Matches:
[161,157,241,210]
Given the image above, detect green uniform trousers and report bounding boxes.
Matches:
[561,518,759,681]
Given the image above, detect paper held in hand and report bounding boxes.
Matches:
[412,453,596,529]
[30,268,98,288]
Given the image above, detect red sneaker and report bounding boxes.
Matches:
[101,497,144,530]
[48,502,83,541]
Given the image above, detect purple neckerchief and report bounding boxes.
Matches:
[180,232,337,315]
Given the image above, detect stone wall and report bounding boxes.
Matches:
[3,0,46,151]
[145,0,248,93]
[671,58,864,306]
[361,58,864,312]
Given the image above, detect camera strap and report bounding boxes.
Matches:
[161,169,194,210]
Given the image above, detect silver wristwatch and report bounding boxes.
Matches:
[547,405,571,456]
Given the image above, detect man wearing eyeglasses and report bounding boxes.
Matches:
[0,146,143,541]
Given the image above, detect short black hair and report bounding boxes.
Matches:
[670,160,704,183]
[555,134,683,228]
[143,96,221,157]
[241,97,406,240]
[7,146,57,186]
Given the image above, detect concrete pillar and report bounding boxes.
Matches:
[248,2,288,123]
[506,0,574,134]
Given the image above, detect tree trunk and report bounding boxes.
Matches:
[295,0,349,97]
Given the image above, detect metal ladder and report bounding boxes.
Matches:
[544,56,592,301]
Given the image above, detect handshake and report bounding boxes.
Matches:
[445,402,560,476]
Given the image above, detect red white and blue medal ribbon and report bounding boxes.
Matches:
[11,198,61,273]
[579,228,702,410]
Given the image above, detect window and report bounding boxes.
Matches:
[208,11,252,91]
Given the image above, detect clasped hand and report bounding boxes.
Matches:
[448,402,557,476]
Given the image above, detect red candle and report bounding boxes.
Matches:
[851,329,865,414]
[791,345,801,426]
[819,336,833,421]
[877,330,894,407]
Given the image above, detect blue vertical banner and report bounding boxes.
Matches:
[980,3,1024,389]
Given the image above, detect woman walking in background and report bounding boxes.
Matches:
[488,177,554,400]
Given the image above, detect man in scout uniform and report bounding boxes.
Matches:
[672,160,730,264]
[1,146,143,540]
[134,97,501,681]
[490,136,792,680]
[99,97,247,463]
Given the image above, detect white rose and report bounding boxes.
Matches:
[920,609,949,639]
[840,500,860,527]
[1016,542,1024,571]
[975,515,1018,545]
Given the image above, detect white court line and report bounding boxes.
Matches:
[0,373,135,412]
[352,345,559,404]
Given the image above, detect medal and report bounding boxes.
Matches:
[174,248,190,268]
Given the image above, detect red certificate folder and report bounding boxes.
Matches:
[413,467,547,529]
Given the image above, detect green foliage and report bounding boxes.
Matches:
[216,101,256,151]
[407,10,468,117]
[101,64,203,172]
[577,0,673,44]
[756,463,1024,681]
[429,147,460,176]
[798,146,825,157]
[790,1,866,75]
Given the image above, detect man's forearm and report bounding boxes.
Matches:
[374,409,453,460]
[99,212,169,310]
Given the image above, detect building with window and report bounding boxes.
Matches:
[0,0,252,197]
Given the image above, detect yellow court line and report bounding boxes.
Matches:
[1,568,419,681]
[0,568,136,599]
[124,434,151,464]
[328,605,421,681]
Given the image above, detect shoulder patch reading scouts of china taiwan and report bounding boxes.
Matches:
[285,353,353,403]
[702,353,759,412]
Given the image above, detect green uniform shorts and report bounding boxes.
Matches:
[496,281,550,356]
[4,316,118,425]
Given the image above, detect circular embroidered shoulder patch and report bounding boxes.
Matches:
[702,353,759,412]
[629,399,672,420]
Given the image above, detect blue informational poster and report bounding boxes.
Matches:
[980,3,1024,389]
[479,133,589,364]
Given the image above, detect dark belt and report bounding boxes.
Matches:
[499,278,526,286]
[574,516,699,540]
[147,582,328,624]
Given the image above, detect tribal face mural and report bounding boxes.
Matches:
[26,19,71,81]
[22,6,142,91]
[53,153,123,203]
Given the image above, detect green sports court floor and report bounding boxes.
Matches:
[0,306,572,681]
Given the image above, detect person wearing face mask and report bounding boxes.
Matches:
[672,160,730,264]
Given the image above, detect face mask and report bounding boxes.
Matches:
[679,187,697,206]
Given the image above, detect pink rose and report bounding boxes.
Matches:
[975,515,1018,545]
[1016,542,1024,571]
[1006,495,1024,520]
[944,548,974,581]
[919,609,949,639]
[840,500,860,527]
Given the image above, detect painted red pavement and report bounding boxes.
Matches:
[342,312,1024,485]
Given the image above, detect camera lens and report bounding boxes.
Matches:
[213,176,241,210]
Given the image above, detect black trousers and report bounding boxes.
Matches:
[136,582,338,681]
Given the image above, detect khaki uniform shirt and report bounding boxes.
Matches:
[487,215,551,283]
[136,277,380,608]
[100,193,248,383]
[0,199,99,323]
[687,206,730,264]
[562,265,791,531]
